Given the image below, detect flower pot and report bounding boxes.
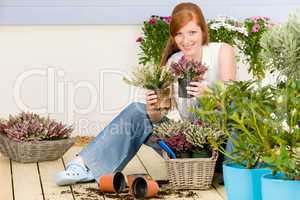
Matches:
[154,87,171,110]
[261,173,300,200]
[127,173,151,189]
[192,150,211,158]
[131,177,159,199]
[223,163,271,200]
[176,151,191,158]
[178,78,192,98]
[99,172,126,193]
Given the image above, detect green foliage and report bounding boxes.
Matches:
[137,16,170,66]
[123,64,174,90]
[190,81,278,168]
[239,16,274,79]
[260,12,300,81]
[152,119,190,139]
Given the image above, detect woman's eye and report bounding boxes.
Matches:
[175,32,182,36]
[189,31,197,35]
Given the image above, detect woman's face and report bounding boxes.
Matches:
[174,20,203,60]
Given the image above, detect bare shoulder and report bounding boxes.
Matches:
[219,43,235,55]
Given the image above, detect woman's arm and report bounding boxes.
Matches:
[219,43,236,82]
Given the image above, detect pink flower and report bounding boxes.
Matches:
[161,16,172,24]
[136,37,143,43]
[252,24,260,33]
[148,18,157,25]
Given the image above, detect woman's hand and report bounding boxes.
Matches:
[146,91,162,122]
[186,81,207,97]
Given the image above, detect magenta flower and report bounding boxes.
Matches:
[252,24,260,33]
[136,37,143,43]
[170,56,208,80]
[148,18,157,25]
[161,16,172,24]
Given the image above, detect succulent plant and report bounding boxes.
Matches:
[0,112,73,142]
[152,119,190,139]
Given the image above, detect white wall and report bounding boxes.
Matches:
[0,25,147,136]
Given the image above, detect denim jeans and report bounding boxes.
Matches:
[79,102,153,182]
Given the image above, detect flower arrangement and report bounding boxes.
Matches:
[136,15,171,66]
[260,12,300,81]
[208,16,247,47]
[0,112,73,142]
[239,16,275,79]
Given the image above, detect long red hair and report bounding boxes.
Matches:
[160,2,209,66]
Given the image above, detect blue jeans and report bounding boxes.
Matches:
[79,102,153,182]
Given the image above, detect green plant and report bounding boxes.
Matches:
[240,16,275,79]
[123,64,174,90]
[260,12,300,81]
[190,81,278,168]
[261,80,300,180]
[137,16,171,66]
[152,119,189,139]
[0,112,73,142]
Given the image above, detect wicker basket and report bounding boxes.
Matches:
[166,151,218,190]
[0,133,74,163]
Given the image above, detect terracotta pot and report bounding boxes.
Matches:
[127,173,152,189]
[98,172,126,193]
[154,87,171,110]
[131,177,159,199]
[178,78,192,98]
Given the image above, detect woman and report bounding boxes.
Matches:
[54,2,236,186]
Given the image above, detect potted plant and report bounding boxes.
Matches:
[136,15,171,66]
[190,81,277,200]
[260,79,300,200]
[170,56,208,98]
[0,112,74,163]
[123,64,175,111]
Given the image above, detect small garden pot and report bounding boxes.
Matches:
[127,173,151,189]
[131,177,159,199]
[154,87,171,110]
[192,150,211,158]
[178,78,192,98]
[261,173,300,200]
[98,171,126,193]
[176,151,191,158]
[223,163,271,200]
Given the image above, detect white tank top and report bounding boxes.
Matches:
[166,42,223,121]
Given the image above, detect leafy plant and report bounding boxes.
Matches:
[170,56,208,80]
[260,12,300,81]
[136,15,171,66]
[152,119,190,139]
[123,64,175,90]
[190,81,278,168]
[165,132,195,154]
[239,16,275,79]
[0,112,73,142]
[261,80,300,180]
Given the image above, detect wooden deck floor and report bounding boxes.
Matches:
[0,145,226,200]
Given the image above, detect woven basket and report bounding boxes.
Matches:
[166,151,218,190]
[0,133,74,163]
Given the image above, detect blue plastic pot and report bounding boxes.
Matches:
[262,173,300,200]
[223,163,271,200]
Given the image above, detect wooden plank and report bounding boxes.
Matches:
[213,178,227,200]
[0,154,13,200]
[63,146,104,200]
[136,144,168,181]
[12,161,43,200]
[38,159,74,200]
